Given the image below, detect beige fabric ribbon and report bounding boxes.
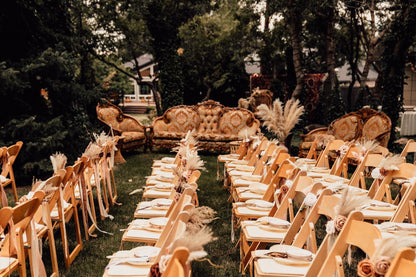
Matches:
[30,219,47,277]
[94,161,113,220]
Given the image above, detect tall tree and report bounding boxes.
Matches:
[144,0,210,111]
[0,0,103,181]
[178,1,257,106]
[379,2,416,146]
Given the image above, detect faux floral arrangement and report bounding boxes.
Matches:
[352,140,380,162]
[358,235,416,276]
[326,187,370,236]
[371,155,404,180]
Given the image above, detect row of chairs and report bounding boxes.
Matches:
[219,136,416,276]
[0,136,121,276]
[104,134,208,277]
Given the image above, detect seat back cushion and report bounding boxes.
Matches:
[219,109,259,137]
[153,106,200,137]
[362,115,391,146]
[118,118,144,132]
[196,104,223,134]
[97,106,120,130]
[327,115,361,141]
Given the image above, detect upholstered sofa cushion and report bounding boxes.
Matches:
[152,106,200,137]
[151,100,260,152]
[327,114,360,142]
[122,131,146,142]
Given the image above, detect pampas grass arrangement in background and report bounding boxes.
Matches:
[257,98,305,143]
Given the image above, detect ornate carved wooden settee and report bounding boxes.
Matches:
[96,100,148,151]
[150,100,261,152]
[299,107,392,157]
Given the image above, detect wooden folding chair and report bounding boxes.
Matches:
[317,212,382,277]
[0,141,23,204]
[252,210,365,277]
[72,157,96,240]
[103,211,191,277]
[142,170,200,201]
[30,176,61,277]
[163,247,190,277]
[50,167,83,269]
[100,141,119,207]
[122,188,196,249]
[372,162,416,203]
[386,247,416,277]
[0,206,14,276]
[4,193,43,277]
[244,186,331,273]
[230,148,289,190]
[400,139,416,163]
[233,159,296,203]
[233,172,314,226]
[348,152,386,190]
[224,138,268,187]
[315,139,345,169]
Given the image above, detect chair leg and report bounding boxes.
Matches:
[60,208,83,269]
[110,169,118,204]
[47,228,60,277]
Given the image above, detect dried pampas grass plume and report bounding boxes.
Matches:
[355,139,380,154]
[315,134,335,148]
[378,155,404,171]
[168,226,217,258]
[187,206,218,233]
[82,142,102,160]
[257,98,304,141]
[50,152,67,173]
[335,187,371,217]
[93,131,116,146]
[373,235,416,259]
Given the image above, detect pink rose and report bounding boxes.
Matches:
[373,256,391,276]
[357,259,375,277]
[334,215,347,232]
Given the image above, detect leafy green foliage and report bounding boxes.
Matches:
[0,1,104,183]
[179,1,255,106]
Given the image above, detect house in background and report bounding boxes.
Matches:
[123,53,157,104]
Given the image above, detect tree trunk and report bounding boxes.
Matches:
[324,0,336,95]
[202,80,212,101]
[287,2,304,99]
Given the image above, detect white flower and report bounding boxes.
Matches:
[326,220,336,235]
[371,168,384,180]
[303,193,317,207]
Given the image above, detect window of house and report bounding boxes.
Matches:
[140,85,151,95]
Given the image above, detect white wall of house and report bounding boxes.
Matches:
[124,63,155,103]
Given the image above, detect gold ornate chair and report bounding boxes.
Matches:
[96,100,148,152]
[299,108,391,158]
